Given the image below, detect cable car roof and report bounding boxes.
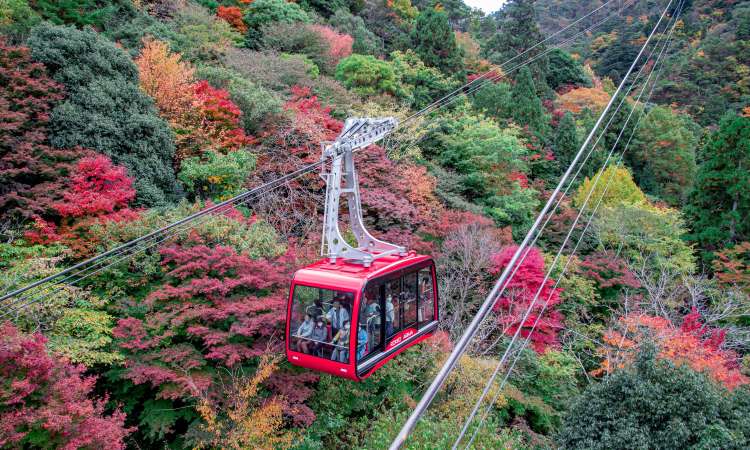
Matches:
[293,252,433,291]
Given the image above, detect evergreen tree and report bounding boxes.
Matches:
[410,7,463,75]
[546,48,590,90]
[472,82,513,122]
[596,24,640,84]
[482,0,548,89]
[629,106,698,206]
[554,111,579,174]
[511,66,548,137]
[558,348,750,449]
[686,114,750,262]
[28,25,179,206]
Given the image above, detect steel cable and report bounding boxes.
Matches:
[457,3,684,446]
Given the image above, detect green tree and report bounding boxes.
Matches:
[170,4,242,63]
[32,0,129,28]
[0,0,40,41]
[178,149,255,201]
[554,111,579,174]
[328,8,384,56]
[483,0,548,86]
[595,25,640,84]
[389,50,455,109]
[629,106,698,206]
[596,202,696,275]
[335,53,399,96]
[558,348,750,449]
[28,24,179,206]
[410,7,463,75]
[573,165,646,209]
[686,114,750,261]
[243,0,311,49]
[471,82,513,122]
[511,66,549,136]
[546,48,590,90]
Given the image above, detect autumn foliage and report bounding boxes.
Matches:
[0,40,88,221]
[593,310,748,390]
[135,39,252,160]
[0,323,132,448]
[309,24,353,66]
[712,241,750,294]
[54,155,136,218]
[25,154,139,254]
[490,246,564,352]
[135,38,195,121]
[217,6,247,33]
[556,86,610,114]
[112,236,316,424]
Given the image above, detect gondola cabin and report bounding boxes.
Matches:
[286,252,439,381]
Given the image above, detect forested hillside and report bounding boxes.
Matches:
[0,0,749,448]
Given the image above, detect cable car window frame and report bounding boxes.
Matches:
[289,283,355,364]
[356,260,438,368]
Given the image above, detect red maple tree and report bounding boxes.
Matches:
[490,245,564,353]
[217,6,247,33]
[0,323,132,448]
[594,310,748,389]
[113,235,317,425]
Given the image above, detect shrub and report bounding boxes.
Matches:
[224,48,317,92]
[32,0,126,28]
[28,25,179,206]
[335,53,398,96]
[243,0,311,48]
[178,149,256,200]
[216,5,246,33]
[0,0,40,41]
[390,50,455,109]
[171,3,242,63]
[328,8,383,56]
[260,22,329,71]
[559,348,750,449]
[310,24,353,68]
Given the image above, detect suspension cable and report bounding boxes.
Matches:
[456,5,684,445]
[389,0,677,445]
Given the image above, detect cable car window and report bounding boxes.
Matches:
[418,268,435,327]
[358,283,382,361]
[289,284,353,363]
[384,279,400,338]
[402,270,418,329]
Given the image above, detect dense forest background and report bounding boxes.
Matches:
[0,0,749,448]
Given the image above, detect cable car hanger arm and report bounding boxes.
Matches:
[320,117,402,267]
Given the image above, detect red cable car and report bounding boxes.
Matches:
[285,118,440,380]
[286,253,439,380]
